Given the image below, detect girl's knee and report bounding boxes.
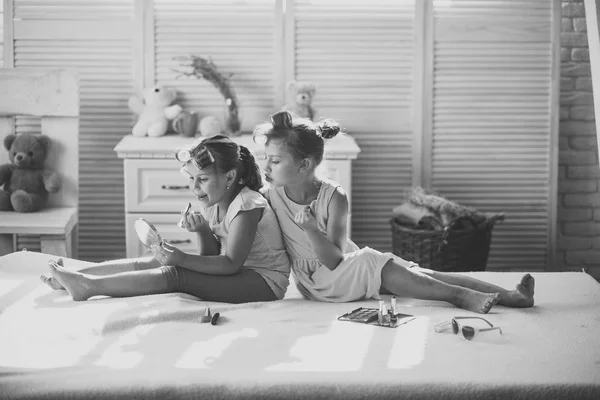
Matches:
[159,265,181,291]
[382,259,429,281]
[410,265,429,274]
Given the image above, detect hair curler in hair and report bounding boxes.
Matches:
[317,118,341,140]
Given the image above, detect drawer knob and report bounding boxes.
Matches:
[168,239,192,244]
[161,185,188,190]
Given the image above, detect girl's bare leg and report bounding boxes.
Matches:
[163,266,277,303]
[40,256,160,290]
[48,260,170,301]
[411,267,535,307]
[380,260,500,314]
[48,261,277,303]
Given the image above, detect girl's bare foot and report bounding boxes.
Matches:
[499,273,535,308]
[454,289,500,314]
[48,262,92,302]
[40,259,66,290]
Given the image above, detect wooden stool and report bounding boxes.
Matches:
[0,207,78,258]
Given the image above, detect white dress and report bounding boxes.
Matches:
[266,180,413,302]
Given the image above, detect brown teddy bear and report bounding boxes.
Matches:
[0,133,61,213]
[281,80,317,121]
[128,86,183,137]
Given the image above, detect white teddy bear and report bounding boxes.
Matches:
[281,80,317,121]
[128,86,183,137]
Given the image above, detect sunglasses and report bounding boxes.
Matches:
[435,316,502,341]
[175,142,215,170]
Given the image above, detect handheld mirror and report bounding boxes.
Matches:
[134,218,164,251]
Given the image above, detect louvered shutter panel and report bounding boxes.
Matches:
[289,0,416,251]
[10,0,134,261]
[429,0,557,270]
[152,0,279,131]
[0,2,3,67]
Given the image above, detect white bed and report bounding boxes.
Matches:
[1,250,599,399]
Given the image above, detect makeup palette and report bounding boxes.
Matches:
[338,307,415,328]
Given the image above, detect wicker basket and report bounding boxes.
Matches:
[390,213,505,272]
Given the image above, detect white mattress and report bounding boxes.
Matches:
[1,250,599,399]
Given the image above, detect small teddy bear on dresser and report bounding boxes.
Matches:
[281,80,317,121]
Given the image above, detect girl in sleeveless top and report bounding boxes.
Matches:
[255,111,535,314]
[41,135,290,303]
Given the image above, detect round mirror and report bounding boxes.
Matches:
[134,218,163,250]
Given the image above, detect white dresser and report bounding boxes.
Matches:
[114,133,361,257]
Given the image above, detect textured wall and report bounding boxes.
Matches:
[558,0,599,278]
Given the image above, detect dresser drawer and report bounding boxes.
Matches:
[125,213,198,258]
[124,159,195,213]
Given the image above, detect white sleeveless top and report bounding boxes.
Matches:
[203,186,291,299]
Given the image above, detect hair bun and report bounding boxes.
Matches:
[270,111,293,129]
[317,118,341,139]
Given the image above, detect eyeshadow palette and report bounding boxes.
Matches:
[338,307,415,328]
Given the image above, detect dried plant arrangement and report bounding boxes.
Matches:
[173,55,241,135]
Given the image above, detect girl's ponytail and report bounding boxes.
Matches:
[238,145,262,191]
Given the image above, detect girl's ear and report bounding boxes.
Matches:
[226,169,237,186]
[299,158,312,173]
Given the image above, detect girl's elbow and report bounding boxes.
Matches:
[228,260,244,275]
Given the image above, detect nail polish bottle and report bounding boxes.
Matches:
[391,296,397,315]
[381,304,390,326]
[378,300,385,324]
[201,307,211,323]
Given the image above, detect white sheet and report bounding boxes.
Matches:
[1,251,599,399]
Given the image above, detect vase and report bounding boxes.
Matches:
[173,111,198,138]
[223,98,242,136]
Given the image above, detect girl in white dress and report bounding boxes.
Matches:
[255,111,535,314]
[42,135,290,303]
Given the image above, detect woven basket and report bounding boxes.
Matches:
[390,213,505,272]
